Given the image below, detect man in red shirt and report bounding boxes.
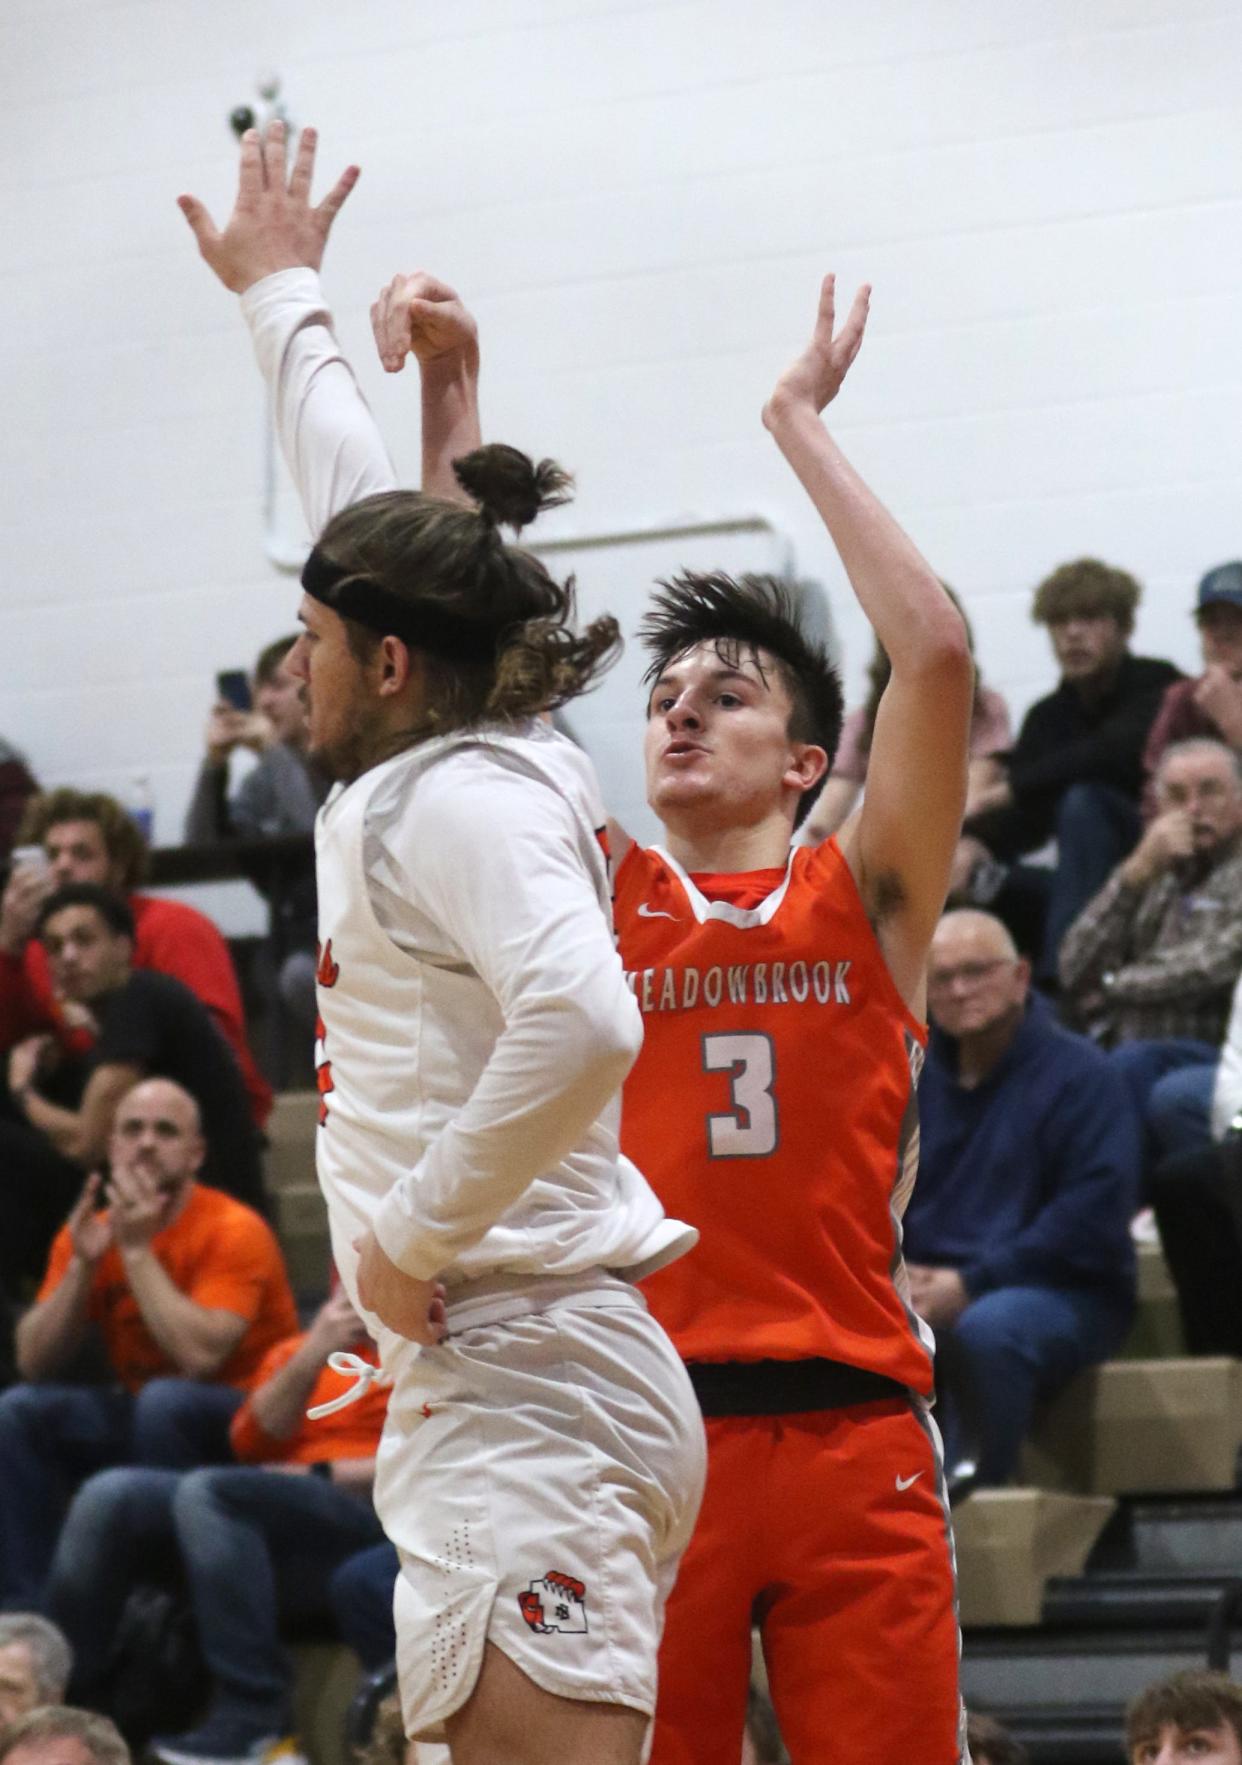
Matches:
[0,789,270,1126]
[0,1077,296,1607]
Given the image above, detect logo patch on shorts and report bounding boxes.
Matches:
[518,1572,589,1634]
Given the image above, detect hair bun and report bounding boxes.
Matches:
[452,445,573,532]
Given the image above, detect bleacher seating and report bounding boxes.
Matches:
[265,1098,361,1765]
[960,1239,1242,1763]
[264,1091,330,1299]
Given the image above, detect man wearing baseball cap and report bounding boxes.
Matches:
[1144,561,1242,796]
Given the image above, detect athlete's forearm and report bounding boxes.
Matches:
[420,357,482,505]
[766,402,963,674]
[241,268,398,538]
[374,975,640,1279]
[14,1260,94,1381]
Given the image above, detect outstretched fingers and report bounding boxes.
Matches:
[261,117,286,190]
[176,193,220,256]
[837,281,871,365]
[287,122,318,204]
[316,161,361,228]
[237,127,264,200]
[815,272,837,344]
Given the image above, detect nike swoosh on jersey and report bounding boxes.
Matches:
[636,903,678,920]
[895,1471,924,1492]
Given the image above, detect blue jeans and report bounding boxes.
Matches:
[939,1284,1132,1486]
[173,1466,385,1730]
[47,1463,385,1731]
[45,1466,181,1694]
[1044,782,1142,975]
[1109,1040,1220,1162]
[328,1542,398,1671]
[0,1379,241,1608]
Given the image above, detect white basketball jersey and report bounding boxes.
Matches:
[313,723,694,1319]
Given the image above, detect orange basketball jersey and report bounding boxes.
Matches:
[616,837,934,1395]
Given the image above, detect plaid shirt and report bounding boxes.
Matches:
[1058,838,1242,1046]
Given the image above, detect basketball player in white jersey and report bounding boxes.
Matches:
[179,123,704,1765]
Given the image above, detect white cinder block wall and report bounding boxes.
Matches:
[3,0,1240,902]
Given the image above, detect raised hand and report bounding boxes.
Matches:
[177,120,360,294]
[763,273,871,428]
[0,861,52,958]
[107,1162,174,1250]
[8,1034,51,1099]
[1120,807,1196,888]
[67,1173,113,1267]
[370,271,479,376]
[1193,665,1242,745]
[307,1287,368,1358]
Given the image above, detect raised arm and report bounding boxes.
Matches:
[178,120,396,535]
[372,272,482,503]
[762,276,973,1008]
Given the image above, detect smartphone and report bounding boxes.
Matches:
[215,669,252,713]
[10,844,49,878]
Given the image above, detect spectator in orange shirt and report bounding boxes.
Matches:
[0,790,270,1127]
[46,1293,388,1765]
[0,1079,296,1608]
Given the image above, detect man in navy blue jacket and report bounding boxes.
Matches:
[905,908,1140,1484]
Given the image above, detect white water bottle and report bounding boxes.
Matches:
[128,774,155,844]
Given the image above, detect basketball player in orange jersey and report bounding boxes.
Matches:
[374,267,975,1764]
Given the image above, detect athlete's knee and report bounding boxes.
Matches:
[951,1290,1046,1365]
[445,1643,647,1765]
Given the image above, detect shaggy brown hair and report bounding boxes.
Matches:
[1031,557,1141,634]
[254,633,300,686]
[17,789,147,890]
[1126,1669,1242,1758]
[316,445,619,731]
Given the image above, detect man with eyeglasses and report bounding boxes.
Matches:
[903,908,1139,1484]
[1060,737,1242,1157]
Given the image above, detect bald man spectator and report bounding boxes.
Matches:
[1059,739,1242,1155]
[0,1617,72,1727]
[0,789,269,1128]
[0,1079,296,1608]
[904,910,1139,1484]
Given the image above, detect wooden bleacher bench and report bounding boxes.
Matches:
[291,1643,359,1765]
[263,1091,331,1298]
[954,1489,1116,1627]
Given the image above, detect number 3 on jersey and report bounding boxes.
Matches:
[702,1032,779,1158]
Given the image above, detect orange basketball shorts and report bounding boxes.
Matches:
[649,1396,966,1765]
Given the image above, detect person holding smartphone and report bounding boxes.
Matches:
[185,636,327,1076]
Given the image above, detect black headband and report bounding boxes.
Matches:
[301,546,501,663]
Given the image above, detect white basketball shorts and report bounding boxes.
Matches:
[372,1272,707,1744]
